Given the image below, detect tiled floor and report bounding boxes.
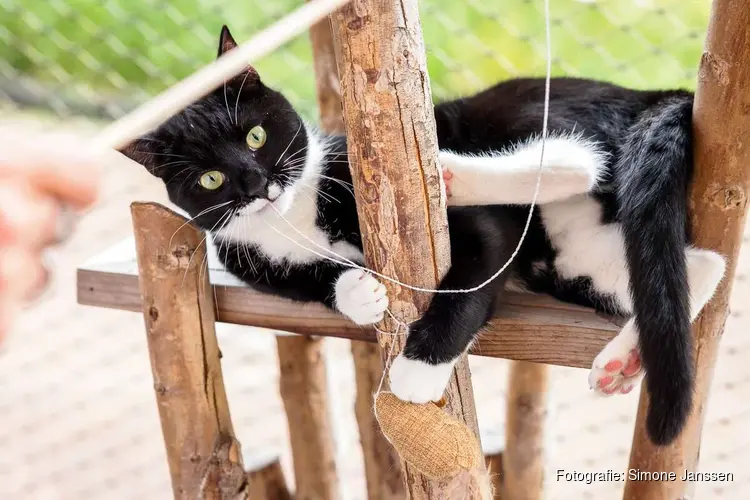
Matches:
[1,113,748,499]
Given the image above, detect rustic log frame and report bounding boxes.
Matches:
[82,0,750,498]
[502,362,548,500]
[329,0,487,497]
[624,0,750,498]
[131,202,249,500]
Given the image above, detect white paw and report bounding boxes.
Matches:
[389,353,455,404]
[588,321,643,396]
[438,151,468,198]
[334,269,388,325]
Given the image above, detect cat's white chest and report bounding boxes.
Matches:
[215,185,363,266]
[540,194,633,313]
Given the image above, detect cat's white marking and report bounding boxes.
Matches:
[542,194,633,311]
[215,125,364,265]
[334,269,388,325]
[441,134,606,207]
[589,247,725,395]
[389,354,456,404]
[685,248,725,320]
[268,182,282,200]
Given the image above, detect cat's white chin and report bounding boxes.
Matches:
[242,185,296,217]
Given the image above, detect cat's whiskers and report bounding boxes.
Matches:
[282,143,309,165]
[223,79,233,126]
[148,160,192,173]
[233,207,243,267]
[169,200,234,248]
[234,71,252,125]
[184,208,234,286]
[276,120,303,166]
[134,150,189,161]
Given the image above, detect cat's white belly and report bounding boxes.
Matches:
[540,194,634,314]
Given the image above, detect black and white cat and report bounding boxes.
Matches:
[123,26,725,446]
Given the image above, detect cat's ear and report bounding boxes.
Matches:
[218,25,238,58]
[217,25,260,84]
[119,137,160,177]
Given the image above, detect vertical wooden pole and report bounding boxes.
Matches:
[502,362,548,500]
[276,336,338,500]
[131,202,247,500]
[308,5,406,498]
[308,8,345,133]
[484,453,504,499]
[330,1,486,497]
[624,1,750,498]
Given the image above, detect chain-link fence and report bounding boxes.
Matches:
[2,1,749,499]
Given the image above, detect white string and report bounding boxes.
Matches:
[245,4,554,434]
[261,1,553,412]
[261,1,553,296]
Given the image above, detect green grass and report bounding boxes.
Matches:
[0,0,709,120]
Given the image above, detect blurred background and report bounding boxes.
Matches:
[1,0,749,499]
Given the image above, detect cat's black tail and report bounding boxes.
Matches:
[616,95,694,445]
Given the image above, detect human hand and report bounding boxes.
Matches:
[0,126,116,339]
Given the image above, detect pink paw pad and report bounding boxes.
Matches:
[589,343,644,397]
[442,169,453,196]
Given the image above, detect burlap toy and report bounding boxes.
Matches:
[375,393,493,498]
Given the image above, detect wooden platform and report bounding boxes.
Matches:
[77,237,624,369]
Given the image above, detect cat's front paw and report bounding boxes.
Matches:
[438,151,459,197]
[389,353,455,404]
[334,269,388,325]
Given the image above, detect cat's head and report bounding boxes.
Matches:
[122,26,318,232]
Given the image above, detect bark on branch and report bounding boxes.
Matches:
[625,1,750,498]
[330,1,486,497]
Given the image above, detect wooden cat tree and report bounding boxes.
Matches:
[76,0,750,498]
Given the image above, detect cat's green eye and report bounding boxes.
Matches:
[199,171,225,190]
[246,125,267,150]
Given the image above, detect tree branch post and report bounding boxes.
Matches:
[307,4,406,498]
[276,336,338,500]
[131,202,245,500]
[502,362,548,500]
[330,1,486,497]
[625,1,750,498]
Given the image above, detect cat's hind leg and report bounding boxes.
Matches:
[442,135,606,206]
[588,247,726,395]
[389,208,517,403]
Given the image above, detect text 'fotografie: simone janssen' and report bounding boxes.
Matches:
[556,469,734,484]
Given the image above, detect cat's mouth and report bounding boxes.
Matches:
[237,183,295,217]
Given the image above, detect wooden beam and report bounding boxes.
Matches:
[502,362,548,500]
[329,0,485,496]
[77,262,623,369]
[625,1,750,498]
[276,336,338,499]
[307,8,405,497]
[131,202,245,499]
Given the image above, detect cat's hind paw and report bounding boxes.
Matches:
[588,325,643,396]
[334,269,388,325]
[389,354,455,404]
